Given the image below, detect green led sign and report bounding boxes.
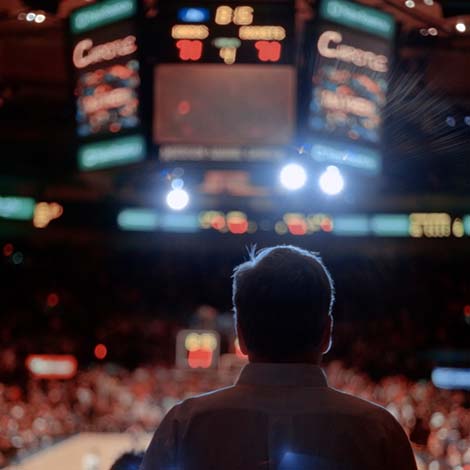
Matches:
[370,214,409,236]
[334,215,370,236]
[319,0,396,40]
[310,141,381,175]
[117,209,199,232]
[0,196,35,221]
[117,209,159,231]
[70,0,137,34]
[78,135,146,171]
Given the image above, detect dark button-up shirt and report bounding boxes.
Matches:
[142,363,417,470]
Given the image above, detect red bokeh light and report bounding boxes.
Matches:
[94,344,107,360]
[177,100,191,115]
[47,293,60,308]
[320,218,333,232]
[176,39,203,61]
[255,41,281,62]
[188,349,213,369]
[464,305,470,317]
[3,243,14,257]
[286,218,308,236]
[227,218,248,234]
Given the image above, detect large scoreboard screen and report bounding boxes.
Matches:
[150,1,296,162]
[302,0,395,174]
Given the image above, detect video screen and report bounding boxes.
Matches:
[154,64,296,146]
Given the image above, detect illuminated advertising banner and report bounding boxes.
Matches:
[116,209,470,239]
[70,0,145,171]
[0,196,35,220]
[303,0,395,174]
[150,1,296,162]
[26,355,78,379]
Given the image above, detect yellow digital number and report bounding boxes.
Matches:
[233,6,253,25]
[215,5,233,25]
[219,47,237,64]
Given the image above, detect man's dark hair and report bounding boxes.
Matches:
[232,245,335,360]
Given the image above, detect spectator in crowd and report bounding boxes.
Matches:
[142,246,417,470]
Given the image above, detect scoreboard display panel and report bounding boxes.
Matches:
[302,0,395,174]
[150,0,296,162]
[153,1,295,65]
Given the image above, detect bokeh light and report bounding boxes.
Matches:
[94,344,107,360]
[319,166,344,195]
[166,188,190,210]
[279,163,307,190]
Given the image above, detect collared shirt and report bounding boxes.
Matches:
[141,363,417,470]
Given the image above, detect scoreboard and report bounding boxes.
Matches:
[69,0,395,172]
[150,0,296,162]
[152,2,294,64]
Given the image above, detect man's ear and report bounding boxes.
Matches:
[319,315,333,355]
[236,323,248,355]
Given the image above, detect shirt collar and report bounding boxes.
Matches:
[236,363,328,388]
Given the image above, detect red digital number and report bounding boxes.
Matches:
[255,41,281,62]
[176,39,203,61]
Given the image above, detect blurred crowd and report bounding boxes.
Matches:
[1,362,469,469]
[1,247,470,468]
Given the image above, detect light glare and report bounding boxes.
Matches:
[456,22,466,33]
[319,166,344,195]
[166,188,189,210]
[280,163,307,190]
[35,14,46,23]
[26,12,36,21]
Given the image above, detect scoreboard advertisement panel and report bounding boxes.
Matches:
[302,0,395,175]
[150,0,296,162]
[70,0,146,171]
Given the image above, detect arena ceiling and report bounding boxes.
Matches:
[0,0,469,203]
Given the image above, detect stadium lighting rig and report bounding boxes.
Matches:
[166,178,190,210]
[279,163,307,191]
[319,166,345,196]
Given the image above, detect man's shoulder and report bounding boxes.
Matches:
[325,386,398,427]
[170,385,238,416]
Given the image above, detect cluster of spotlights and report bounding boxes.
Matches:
[164,164,345,211]
[279,163,345,196]
[17,11,46,23]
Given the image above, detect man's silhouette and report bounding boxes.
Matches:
[142,246,417,470]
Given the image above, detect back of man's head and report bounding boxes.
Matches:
[232,245,335,362]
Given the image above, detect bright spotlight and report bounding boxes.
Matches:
[35,13,46,23]
[319,166,344,195]
[280,163,307,190]
[26,12,36,21]
[166,188,189,210]
[456,22,466,33]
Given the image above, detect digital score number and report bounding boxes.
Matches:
[156,2,294,65]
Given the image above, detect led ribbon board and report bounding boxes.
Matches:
[70,0,145,171]
[304,0,395,174]
[151,1,296,162]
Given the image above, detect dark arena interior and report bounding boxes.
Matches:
[0,0,470,468]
